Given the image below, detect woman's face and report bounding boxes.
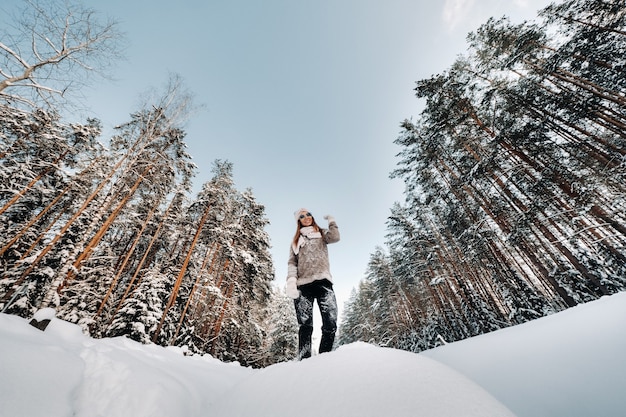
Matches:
[299,212,314,227]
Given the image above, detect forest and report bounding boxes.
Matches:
[0,1,296,367]
[339,0,626,352]
[1,0,624,367]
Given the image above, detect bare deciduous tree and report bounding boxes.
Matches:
[0,0,124,109]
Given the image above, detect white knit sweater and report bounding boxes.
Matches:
[287,221,340,287]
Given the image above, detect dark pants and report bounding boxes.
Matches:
[293,279,338,359]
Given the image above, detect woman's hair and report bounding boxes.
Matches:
[292,215,321,249]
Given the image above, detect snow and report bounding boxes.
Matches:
[423,291,626,417]
[1,292,625,417]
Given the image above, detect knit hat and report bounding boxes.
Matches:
[294,208,310,222]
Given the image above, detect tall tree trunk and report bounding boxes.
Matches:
[152,202,212,343]
[62,164,154,287]
[93,200,160,319]
[171,242,218,344]
[0,149,70,217]
[105,194,180,325]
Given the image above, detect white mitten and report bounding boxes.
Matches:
[286,277,300,299]
[324,215,335,224]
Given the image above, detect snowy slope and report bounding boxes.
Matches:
[210,342,513,417]
[1,292,625,417]
[0,313,510,417]
[0,312,252,417]
[423,291,626,417]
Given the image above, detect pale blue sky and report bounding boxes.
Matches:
[4,0,554,317]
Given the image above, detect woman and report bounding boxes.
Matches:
[286,208,340,359]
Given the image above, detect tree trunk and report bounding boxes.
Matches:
[152,202,212,343]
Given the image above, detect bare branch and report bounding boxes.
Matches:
[0,0,125,110]
[0,41,30,68]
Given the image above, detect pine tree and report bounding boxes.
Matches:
[340,0,626,353]
[262,289,299,365]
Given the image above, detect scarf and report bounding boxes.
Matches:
[293,226,322,255]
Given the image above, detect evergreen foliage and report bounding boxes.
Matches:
[0,1,288,367]
[340,0,626,352]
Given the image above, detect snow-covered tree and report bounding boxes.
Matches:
[106,266,171,344]
[261,288,298,366]
[340,0,626,353]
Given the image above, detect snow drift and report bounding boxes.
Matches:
[1,292,626,417]
[210,342,513,417]
[0,311,511,417]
